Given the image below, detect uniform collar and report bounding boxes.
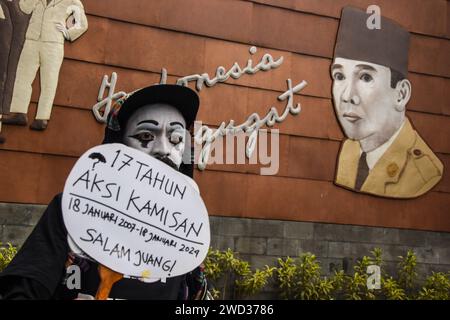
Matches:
[336,118,417,193]
[361,118,417,193]
[364,120,405,170]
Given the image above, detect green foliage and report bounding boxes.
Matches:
[296,253,322,300]
[0,242,17,272]
[203,248,274,299]
[236,265,275,296]
[1,242,449,300]
[417,272,450,300]
[203,248,229,280]
[381,276,407,300]
[372,247,383,266]
[276,257,297,299]
[205,247,449,300]
[345,256,376,300]
[276,254,344,300]
[397,250,418,291]
[344,249,384,300]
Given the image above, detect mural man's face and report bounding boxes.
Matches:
[122,103,186,170]
[331,58,405,152]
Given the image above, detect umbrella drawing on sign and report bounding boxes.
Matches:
[88,152,106,170]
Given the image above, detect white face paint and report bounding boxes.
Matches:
[122,103,186,169]
[331,57,406,152]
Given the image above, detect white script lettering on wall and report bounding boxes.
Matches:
[91,46,308,173]
[194,79,307,171]
[175,46,283,91]
[92,72,127,123]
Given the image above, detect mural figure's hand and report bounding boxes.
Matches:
[55,22,70,40]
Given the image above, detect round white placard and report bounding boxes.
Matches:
[62,143,210,279]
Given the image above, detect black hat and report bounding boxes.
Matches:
[102,84,199,178]
[103,84,199,143]
[334,6,410,77]
[117,84,199,130]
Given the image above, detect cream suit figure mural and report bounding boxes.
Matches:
[2,0,88,132]
[0,0,30,143]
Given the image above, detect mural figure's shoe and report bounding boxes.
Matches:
[30,119,48,131]
[2,113,28,126]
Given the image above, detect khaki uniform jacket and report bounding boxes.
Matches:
[335,118,444,198]
[20,0,88,43]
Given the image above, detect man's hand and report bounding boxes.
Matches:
[55,22,70,40]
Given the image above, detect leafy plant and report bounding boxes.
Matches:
[203,248,274,299]
[204,247,449,300]
[381,276,407,300]
[417,272,450,300]
[276,257,297,299]
[397,250,418,293]
[236,265,275,296]
[0,242,17,272]
[1,241,449,300]
[276,253,344,300]
[344,249,383,300]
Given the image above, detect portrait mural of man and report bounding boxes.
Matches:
[331,7,443,199]
[2,0,88,132]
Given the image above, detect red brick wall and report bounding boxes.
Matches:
[0,0,449,231]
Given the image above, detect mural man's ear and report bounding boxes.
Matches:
[394,79,411,112]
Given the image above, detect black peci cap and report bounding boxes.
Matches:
[334,6,410,77]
